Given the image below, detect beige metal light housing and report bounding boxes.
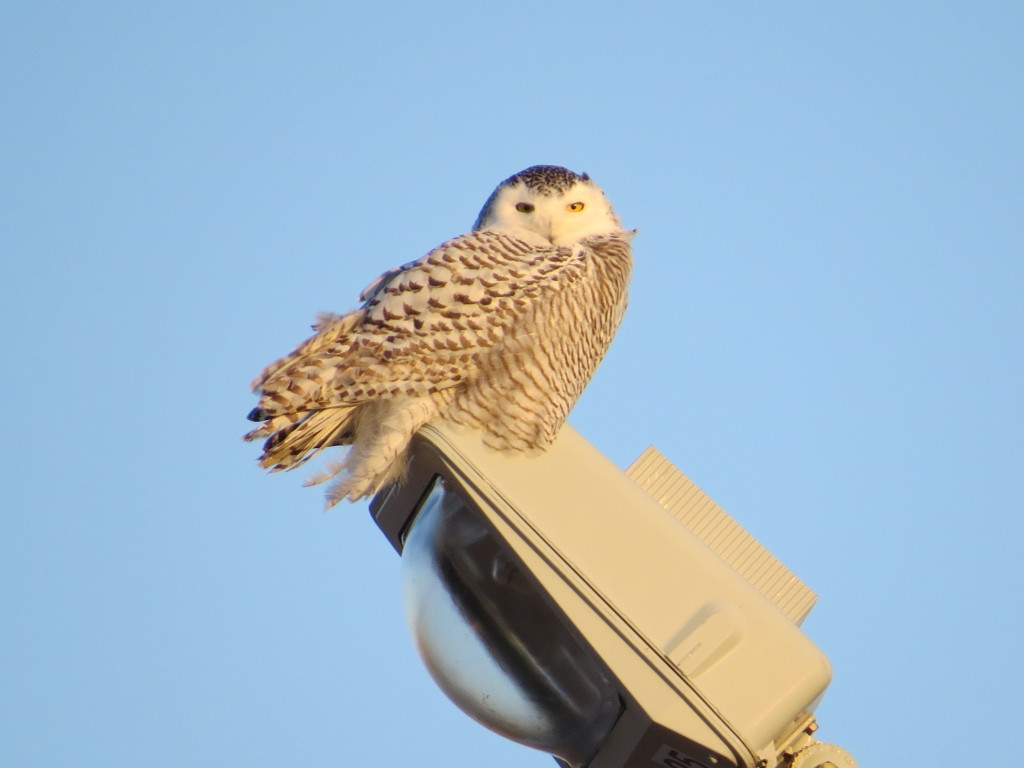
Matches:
[370,423,856,768]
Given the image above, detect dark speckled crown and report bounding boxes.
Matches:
[505,165,590,193]
[473,165,591,230]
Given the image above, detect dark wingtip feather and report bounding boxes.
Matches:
[247,407,268,422]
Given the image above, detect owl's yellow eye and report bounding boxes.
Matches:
[516,202,535,213]
[566,202,585,212]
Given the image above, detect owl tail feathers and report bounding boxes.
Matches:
[305,399,439,508]
[245,406,357,472]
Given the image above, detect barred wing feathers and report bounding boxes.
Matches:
[243,229,632,502]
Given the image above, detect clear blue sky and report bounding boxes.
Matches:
[3,2,1021,766]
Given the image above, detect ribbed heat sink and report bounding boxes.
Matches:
[625,447,816,625]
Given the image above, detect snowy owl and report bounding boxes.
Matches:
[245,165,633,506]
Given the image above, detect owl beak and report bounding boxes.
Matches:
[543,216,555,243]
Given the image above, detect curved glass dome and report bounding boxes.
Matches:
[401,477,622,766]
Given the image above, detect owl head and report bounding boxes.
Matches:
[473,165,622,247]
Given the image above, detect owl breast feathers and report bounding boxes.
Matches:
[245,165,633,506]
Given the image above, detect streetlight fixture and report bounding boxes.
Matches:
[370,423,857,768]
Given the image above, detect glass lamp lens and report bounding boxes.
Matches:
[401,478,621,765]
